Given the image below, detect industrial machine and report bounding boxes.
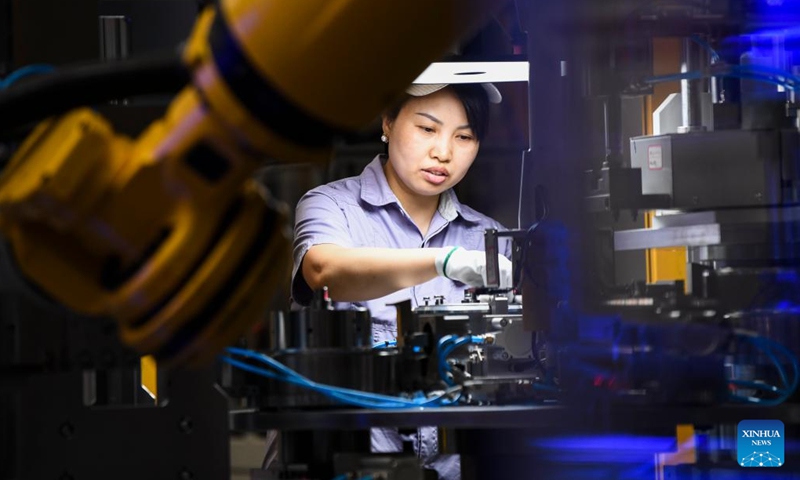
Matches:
[3,0,800,479]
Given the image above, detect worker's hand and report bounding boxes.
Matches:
[434,247,513,288]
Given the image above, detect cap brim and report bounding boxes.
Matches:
[405,83,502,104]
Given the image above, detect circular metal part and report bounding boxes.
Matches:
[59,422,75,439]
[497,321,533,359]
[178,416,194,434]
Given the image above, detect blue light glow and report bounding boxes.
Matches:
[771,300,800,313]
[530,434,675,460]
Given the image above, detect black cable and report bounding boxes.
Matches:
[0,52,190,133]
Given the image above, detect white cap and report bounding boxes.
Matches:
[405,83,502,104]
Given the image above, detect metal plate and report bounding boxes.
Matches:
[614,206,800,253]
[230,403,800,432]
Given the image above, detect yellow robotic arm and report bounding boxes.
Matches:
[0,0,504,366]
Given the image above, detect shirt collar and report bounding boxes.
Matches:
[359,155,398,207]
[439,188,482,223]
[359,154,482,223]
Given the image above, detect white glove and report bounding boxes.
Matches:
[434,246,513,288]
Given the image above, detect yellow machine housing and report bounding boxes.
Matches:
[0,0,504,366]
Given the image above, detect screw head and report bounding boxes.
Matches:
[178,417,193,434]
[59,422,75,439]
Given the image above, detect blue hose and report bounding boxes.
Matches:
[437,335,484,387]
[729,334,799,406]
[0,64,55,89]
[223,347,458,409]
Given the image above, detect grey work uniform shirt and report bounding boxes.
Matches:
[291,155,510,480]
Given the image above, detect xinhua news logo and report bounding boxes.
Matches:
[738,420,785,467]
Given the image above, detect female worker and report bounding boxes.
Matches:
[290,82,513,479]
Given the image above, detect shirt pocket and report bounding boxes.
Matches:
[341,205,382,247]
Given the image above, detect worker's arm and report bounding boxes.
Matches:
[301,243,513,302]
[302,244,439,302]
[291,189,513,304]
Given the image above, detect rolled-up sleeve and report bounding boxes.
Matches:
[291,189,354,305]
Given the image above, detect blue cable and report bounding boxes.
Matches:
[437,334,458,351]
[225,350,419,406]
[223,348,459,409]
[532,382,559,392]
[0,64,55,89]
[726,71,796,91]
[724,64,800,92]
[729,334,799,406]
[689,35,721,63]
[225,349,425,406]
[437,335,461,386]
[436,335,459,386]
[372,340,397,349]
[645,67,799,91]
[222,357,408,409]
[227,347,308,381]
[758,336,799,395]
[750,336,798,398]
[441,336,483,359]
[222,356,444,409]
[729,379,787,395]
[437,335,484,387]
[644,71,704,84]
[732,64,800,86]
[743,335,789,388]
[245,346,459,407]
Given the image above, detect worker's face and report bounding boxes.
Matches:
[382,88,479,199]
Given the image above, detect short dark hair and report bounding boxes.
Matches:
[384,84,491,142]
